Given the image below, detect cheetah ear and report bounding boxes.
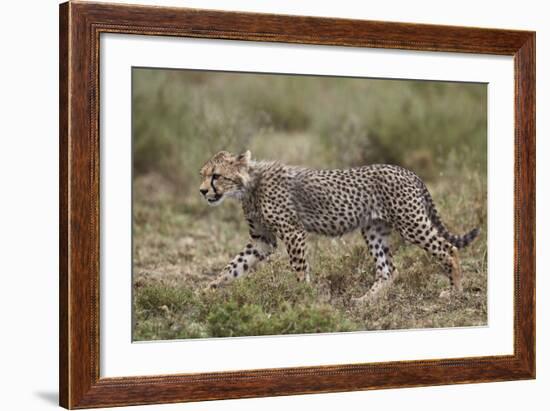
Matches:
[236,150,251,166]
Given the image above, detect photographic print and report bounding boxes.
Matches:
[60,4,535,406]
[132,68,487,341]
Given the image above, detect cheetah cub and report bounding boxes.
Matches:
[199,150,479,302]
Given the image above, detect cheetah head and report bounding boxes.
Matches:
[199,150,252,206]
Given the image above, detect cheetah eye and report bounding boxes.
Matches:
[212,173,221,180]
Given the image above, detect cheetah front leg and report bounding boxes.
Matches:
[352,220,398,303]
[206,232,277,290]
[281,229,310,282]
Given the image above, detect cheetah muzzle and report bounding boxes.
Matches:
[199,150,480,301]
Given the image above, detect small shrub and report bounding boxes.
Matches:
[134,284,198,317]
[206,300,357,338]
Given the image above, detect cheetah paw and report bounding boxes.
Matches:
[296,272,311,283]
[202,277,225,293]
[438,289,451,299]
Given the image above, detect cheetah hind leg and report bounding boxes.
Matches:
[352,220,399,304]
[439,247,463,299]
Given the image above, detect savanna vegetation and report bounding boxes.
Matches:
[132,68,487,341]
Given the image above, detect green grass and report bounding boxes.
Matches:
[132,69,487,341]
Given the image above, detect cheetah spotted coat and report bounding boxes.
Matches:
[199,151,479,301]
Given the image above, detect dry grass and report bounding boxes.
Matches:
[132,69,487,341]
[132,168,487,340]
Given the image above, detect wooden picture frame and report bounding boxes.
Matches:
[59,1,535,408]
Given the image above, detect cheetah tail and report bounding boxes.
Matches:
[444,227,481,249]
[422,186,481,249]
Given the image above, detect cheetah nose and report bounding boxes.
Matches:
[199,188,208,196]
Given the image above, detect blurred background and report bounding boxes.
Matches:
[132,68,487,341]
[133,69,486,196]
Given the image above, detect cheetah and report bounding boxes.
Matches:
[199,150,480,301]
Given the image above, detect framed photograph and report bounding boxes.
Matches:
[59,1,535,408]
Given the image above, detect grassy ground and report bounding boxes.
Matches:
[132,69,487,341]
